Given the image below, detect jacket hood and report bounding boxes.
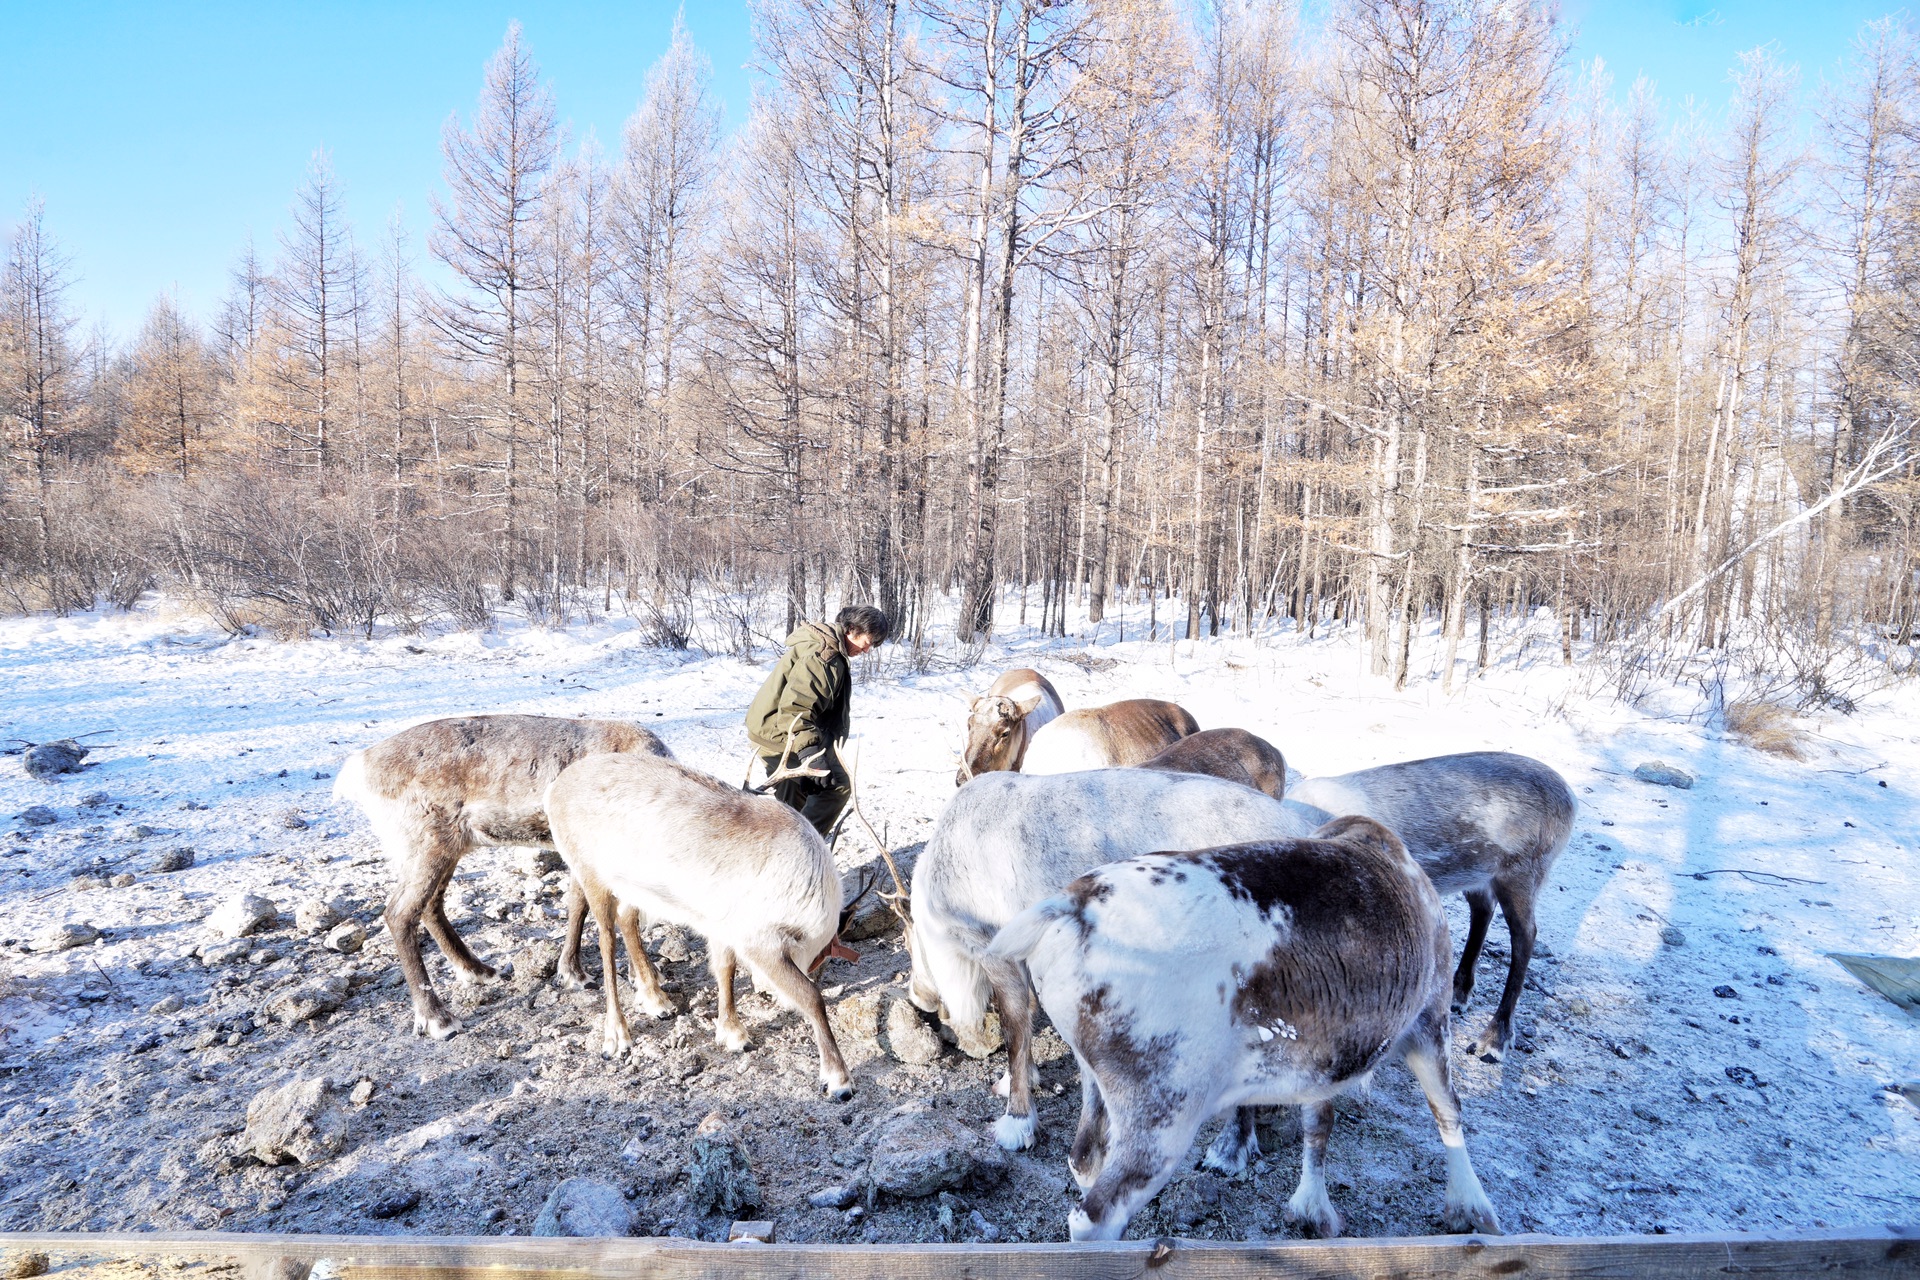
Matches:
[786,621,843,653]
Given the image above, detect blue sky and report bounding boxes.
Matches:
[0,0,1907,339]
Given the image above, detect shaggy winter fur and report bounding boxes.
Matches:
[332,715,671,1040]
[1141,727,1289,799]
[957,668,1067,784]
[1288,751,1575,1059]
[1019,699,1201,775]
[545,753,857,1099]
[908,768,1318,1149]
[989,817,1502,1242]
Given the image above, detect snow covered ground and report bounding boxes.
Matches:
[0,598,1916,1241]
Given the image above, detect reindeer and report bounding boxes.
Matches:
[332,715,671,1040]
[956,668,1066,785]
[907,768,1319,1149]
[1288,751,1575,1060]
[990,816,1503,1242]
[545,750,865,1099]
[1018,698,1200,775]
[1140,727,1288,799]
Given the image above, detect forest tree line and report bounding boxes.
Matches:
[6,0,1920,704]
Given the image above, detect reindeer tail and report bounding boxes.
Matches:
[986,895,1074,964]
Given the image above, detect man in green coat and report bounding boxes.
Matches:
[745,603,891,837]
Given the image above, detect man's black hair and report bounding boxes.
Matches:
[836,603,892,644]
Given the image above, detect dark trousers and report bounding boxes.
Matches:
[760,753,851,839]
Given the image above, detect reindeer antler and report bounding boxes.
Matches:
[747,720,833,794]
[841,740,912,926]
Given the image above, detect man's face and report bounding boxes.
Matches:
[844,630,876,656]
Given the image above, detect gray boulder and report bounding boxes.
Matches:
[208,893,279,939]
[244,1077,348,1165]
[153,846,195,873]
[531,1178,634,1237]
[684,1112,761,1217]
[1633,761,1694,789]
[323,921,366,954]
[294,897,342,935]
[29,922,99,953]
[24,740,87,780]
[16,806,56,828]
[263,975,349,1024]
[886,998,942,1065]
[864,1103,1008,1199]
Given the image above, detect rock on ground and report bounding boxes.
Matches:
[15,806,55,828]
[532,1178,634,1237]
[294,897,342,935]
[863,1103,1009,1200]
[30,922,98,953]
[209,893,279,939]
[23,740,87,780]
[886,997,942,1064]
[262,975,349,1025]
[152,846,194,873]
[684,1112,761,1217]
[243,1077,348,1166]
[324,921,366,954]
[1633,761,1695,789]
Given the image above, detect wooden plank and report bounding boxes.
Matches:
[1,1227,1916,1280]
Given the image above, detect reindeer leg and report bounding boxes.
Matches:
[1405,1008,1501,1235]
[618,904,672,1019]
[1069,1081,1204,1242]
[751,946,854,1101]
[1067,1064,1110,1189]
[1469,879,1537,1061]
[1203,1105,1262,1175]
[425,881,497,985]
[581,876,631,1058]
[1286,1100,1343,1237]
[982,955,1040,1150]
[711,945,747,1052]
[558,878,592,990]
[384,828,464,1040]
[1453,886,1495,1012]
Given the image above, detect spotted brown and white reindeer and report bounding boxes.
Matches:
[1018,698,1200,775]
[955,668,1066,785]
[545,751,866,1099]
[989,816,1503,1242]
[1288,751,1575,1060]
[907,768,1321,1149]
[1140,726,1289,799]
[332,715,672,1040]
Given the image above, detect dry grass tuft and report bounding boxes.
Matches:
[1725,697,1809,759]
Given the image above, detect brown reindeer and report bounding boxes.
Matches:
[332,715,671,1040]
[1140,727,1288,799]
[956,668,1066,785]
[1020,698,1199,774]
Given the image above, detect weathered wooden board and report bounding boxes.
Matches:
[1,1227,1915,1280]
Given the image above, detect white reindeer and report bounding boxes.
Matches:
[990,816,1503,1242]
[906,768,1320,1149]
[332,715,671,1040]
[545,751,863,1099]
[1288,751,1574,1059]
[1018,698,1201,775]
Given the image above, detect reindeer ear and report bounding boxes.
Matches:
[1013,692,1044,716]
[967,695,981,711]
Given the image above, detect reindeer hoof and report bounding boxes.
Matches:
[415,1011,463,1041]
[453,963,501,988]
[823,1078,855,1102]
[1444,1195,1502,1236]
[1201,1128,1257,1175]
[1467,1022,1509,1062]
[715,1023,749,1053]
[602,1022,633,1058]
[1286,1188,1344,1239]
[994,1111,1038,1151]
[1067,1209,1121,1242]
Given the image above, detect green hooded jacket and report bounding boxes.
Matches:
[745,621,851,759]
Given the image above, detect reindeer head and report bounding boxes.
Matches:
[956,691,1045,786]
